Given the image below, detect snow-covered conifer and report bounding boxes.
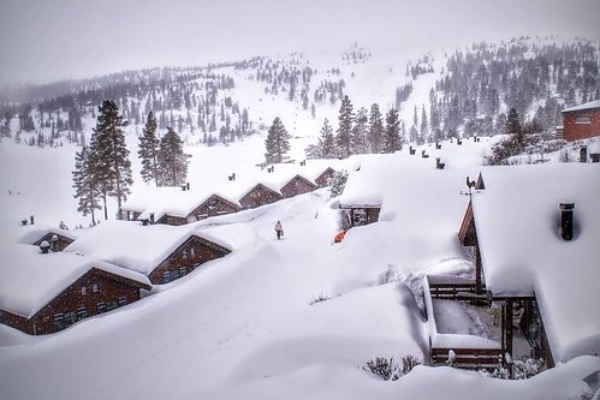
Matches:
[138,111,160,186]
[264,117,291,164]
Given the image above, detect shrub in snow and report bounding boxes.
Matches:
[559,148,574,162]
[309,293,331,305]
[363,357,401,381]
[329,169,348,198]
[363,355,421,381]
[477,355,545,380]
[401,355,421,375]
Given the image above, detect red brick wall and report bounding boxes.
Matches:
[563,110,600,141]
[0,269,145,335]
[240,184,282,209]
[148,236,231,284]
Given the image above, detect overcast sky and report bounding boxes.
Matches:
[0,0,598,85]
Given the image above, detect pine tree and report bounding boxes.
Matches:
[138,111,160,186]
[318,118,336,158]
[158,127,190,186]
[264,117,291,164]
[420,106,429,142]
[368,103,384,154]
[1,112,12,138]
[89,100,133,220]
[506,107,521,135]
[352,107,368,154]
[383,108,402,153]
[73,146,101,226]
[336,95,354,158]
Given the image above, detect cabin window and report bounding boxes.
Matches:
[97,302,107,313]
[117,297,127,306]
[76,307,88,320]
[162,271,172,283]
[92,283,100,293]
[207,200,217,210]
[575,115,591,124]
[65,312,77,324]
[53,313,65,329]
[190,247,196,257]
[81,286,87,295]
[179,267,187,276]
[197,214,208,220]
[182,249,188,259]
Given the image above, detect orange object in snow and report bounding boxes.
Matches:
[334,231,346,243]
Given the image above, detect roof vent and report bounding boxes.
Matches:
[40,240,50,254]
[559,203,575,241]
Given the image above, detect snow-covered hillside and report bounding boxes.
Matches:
[1,128,599,399]
[1,37,599,400]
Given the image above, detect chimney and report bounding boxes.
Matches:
[40,240,50,254]
[141,218,149,226]
[187,182,190,190]
[559,203,575,241]
[30,215,35,225]
[149,213,155,224]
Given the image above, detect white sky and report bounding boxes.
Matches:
[0,0,599,85]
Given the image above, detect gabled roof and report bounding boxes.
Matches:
[0,244,150,318]
[469,163,600,362]
[65,221,235,275]
[16,225,80,245]
[561,100,600,114]
[131,186,242,221]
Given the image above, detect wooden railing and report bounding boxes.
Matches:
[431,347,503,370]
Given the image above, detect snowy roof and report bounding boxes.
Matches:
[338,152,479,234]
[64,220,244,275]
[561,100,600,113]
[16,225,80,245]
[0,244,150,318]
[471,163,600,362]
[129,186,241,221]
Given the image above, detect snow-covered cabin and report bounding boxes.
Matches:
[426,163,600,370]
[238,182,283,210]
[128,186,242,226]
[65,221,233,284]
[0,245,151,335]
[561,100,600,142]
[17,225,79,252]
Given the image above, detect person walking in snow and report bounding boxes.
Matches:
[274,220,284,240]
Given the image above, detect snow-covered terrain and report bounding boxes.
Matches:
[1,39,599,399]
[1,128,599,399]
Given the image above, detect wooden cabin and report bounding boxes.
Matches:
[155,194,242,226]
[280,174,318,198]
[239,183,283,210]
[0,249,151,335]
[561,100,600,142]
[424,164,600,374]
[26,229,77,252]
[313,167,335,188]
[65,221,233,285]
[147,234,231,284]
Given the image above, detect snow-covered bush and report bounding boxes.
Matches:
[329,169,348,198]
[363,357,401,381]
[401,355,421,374]
[560,148,574,162]
[309,293,331,305]
[363,355,421,381]
[477,355,545,380]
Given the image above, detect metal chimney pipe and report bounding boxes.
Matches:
[559,203,575,241]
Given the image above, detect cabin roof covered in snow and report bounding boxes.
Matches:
[561,100,600,113]
[0,243,150,318]
[16,225,80,245]
[64,221,248,275]
[470,163,600,362]
[130,186,242,221]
